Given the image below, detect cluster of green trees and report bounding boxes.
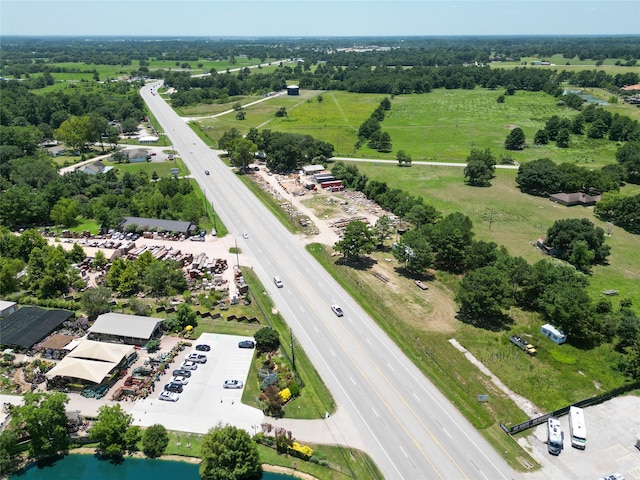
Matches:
[464,148,498,186]
[594,191,640,233]
[220,125,334,173]
[516,158,626,197]
[240,127,333,172]
[0,228,87,298]
[615,141,640,184]
[0,79,144,146]
[0,153,205,230]
[106,250,187,298]
[356,97,392,152]
[532,104,640,151]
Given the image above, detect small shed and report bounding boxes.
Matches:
[0,301,17,319]
[287,85,300,96]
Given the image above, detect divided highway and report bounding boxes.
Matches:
[141,81,519,480]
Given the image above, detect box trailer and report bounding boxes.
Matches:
[541,324,567,344]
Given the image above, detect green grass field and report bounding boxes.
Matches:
[346,162,640,309]
[195,86,636,167]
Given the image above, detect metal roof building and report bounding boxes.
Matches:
[88,312,163,345]
[118,216,197,235]
[0,306,74,349]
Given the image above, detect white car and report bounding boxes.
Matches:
[273,276,283,288]
[159,391,179,402]
[242,232,249,239]
[172,376,189,385]
[331,304,344,317]
[599,474,625,480]
[186,353,207,363]
[181,361,198,371]
[223,380,244,389]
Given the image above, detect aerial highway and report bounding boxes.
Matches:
[141,81,519,480]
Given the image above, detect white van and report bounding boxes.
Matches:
[273,276,283,288]
[541,324,567,344]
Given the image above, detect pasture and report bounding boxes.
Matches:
[200,87,630,167]
[344,161,640,311]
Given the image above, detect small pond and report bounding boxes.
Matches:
[11,454,295,480]
[563,89,608,105]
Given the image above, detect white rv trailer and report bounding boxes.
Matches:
[569,406,586,449]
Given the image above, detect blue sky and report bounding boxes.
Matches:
[1,0,638,37]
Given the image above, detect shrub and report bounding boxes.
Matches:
[287,381,300,397]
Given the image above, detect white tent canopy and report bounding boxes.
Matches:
[46,339,134,383]
[45,357,118,384]
[67,340,134,363]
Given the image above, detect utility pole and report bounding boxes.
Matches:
[290,327,296,372]
[234,238,240,268]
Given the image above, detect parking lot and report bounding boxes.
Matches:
[130,332,264,435]
[524,396,640,480]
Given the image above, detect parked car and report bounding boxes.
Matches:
[181,361,198,371]
[195,344,211,352]
[172,376,189,385]
[186,353,207,363]
[598,474,625,480]
[164,383,183,393]
[238,340,255,349]
[331,304,344,317]
[273,276,283,288]
[223,380,244,389]
[172,369,191,377]
[159,391,179,402]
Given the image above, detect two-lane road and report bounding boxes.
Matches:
[142,81,518,480]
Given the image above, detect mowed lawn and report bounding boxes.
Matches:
[346,162,640,310]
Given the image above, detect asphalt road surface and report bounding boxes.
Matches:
[141,81,518,480]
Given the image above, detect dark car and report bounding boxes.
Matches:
[238,340,255,349]
[205,170,210,175]
[172,369,192,378]
[195,344,211,352]
[164,382,183,393]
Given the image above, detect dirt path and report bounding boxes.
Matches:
[448,339,543,418]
